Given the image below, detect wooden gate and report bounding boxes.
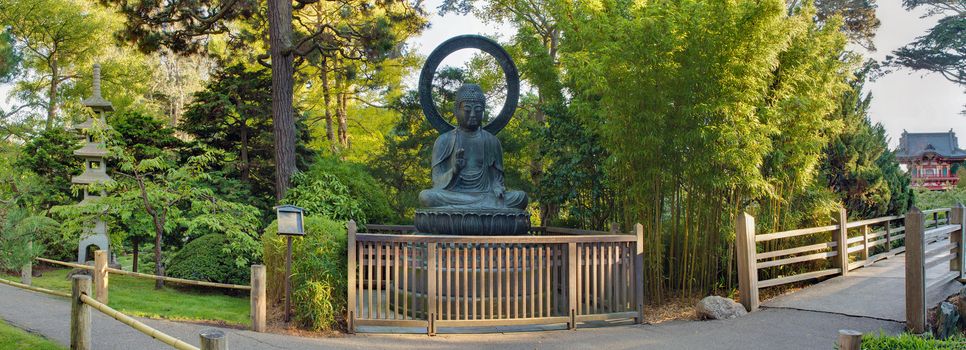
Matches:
[346,222,645,335]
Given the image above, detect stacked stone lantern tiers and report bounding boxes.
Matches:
[73,64,116,265]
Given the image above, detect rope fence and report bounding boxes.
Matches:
[0,276,69,298]
[34,257,251,290]
[70,275,227,350]
[19,254,266,333]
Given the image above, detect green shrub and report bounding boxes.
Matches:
[309,157,396,223]
[166,234,249,285]
[914,187,966,211]
[860,332,966,349]
[263,216,347,331]
[282,157,396,225]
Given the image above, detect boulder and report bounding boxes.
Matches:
[935,301,960,340]
[696,296,748,320]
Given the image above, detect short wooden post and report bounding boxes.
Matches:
[735,212,759,312]
[905,207,926,334]
[633,223,645,323]
[71,275,91,350]
[426,243,437,336]
[250,265,266,332]
[885,220,892,252]
[567,242,578,329]
[199,329,227,350]
[20,242,31,285]
[951,204,965,280]
[835,208,849,276]
[346,220,357,334]
[94,250,109,304]
[837,329,862,350]
[861,225,870,266]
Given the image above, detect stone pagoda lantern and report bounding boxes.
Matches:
[72,64,115,264]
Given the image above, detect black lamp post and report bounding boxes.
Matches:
[275,205,304,323]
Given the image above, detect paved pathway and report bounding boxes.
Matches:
[0,251,959,350]
[763,255,961,322]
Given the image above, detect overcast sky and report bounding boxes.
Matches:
[407,0,966,148]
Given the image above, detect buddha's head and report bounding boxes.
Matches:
[454,83,486,131]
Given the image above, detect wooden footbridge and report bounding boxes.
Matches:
[737,206,966,333]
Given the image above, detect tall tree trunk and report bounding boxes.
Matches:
[535,30,560,225]
[334,60,348,148]
[135,172,166,289]
[237,99,251,183]
[321,57,334,144]
[268,0,297,201]
[338,91,348,147]
[46,56,58,130]
[132,238,139,273]
[239,118,251,182]
[154,226,163,289]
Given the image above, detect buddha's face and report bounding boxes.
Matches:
[456,100,485,131]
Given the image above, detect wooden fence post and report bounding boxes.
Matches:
[250,265,266,332]
[835,207,850,276]
[426,242,437,336]
[634,223,645,323]
[861,225,870,266]
[567,242,578,330]
[346,220,357,334]
[905,207,926,334]
[951,204,965,281]
[837,329,862,350]
[21,242,31,285]
[885,220,892,253]
[735,212,759,312]
[71,275,92,350]
[94,250,109,304]
[199,329,227,350]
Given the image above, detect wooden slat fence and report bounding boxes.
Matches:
[347,221,645,335]
[736,206,959,312]
[905,205,965,333]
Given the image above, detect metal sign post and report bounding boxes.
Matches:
[275,205,305,323]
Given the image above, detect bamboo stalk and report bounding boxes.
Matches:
[36,257,251,290]
[80,294,200,350]
[0,277,69,298]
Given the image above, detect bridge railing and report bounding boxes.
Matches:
[735,206,959,312]
[905,205,965,334]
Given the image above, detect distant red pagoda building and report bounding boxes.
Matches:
[896,130,966,190]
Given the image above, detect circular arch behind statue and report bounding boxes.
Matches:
[419,35,519,135]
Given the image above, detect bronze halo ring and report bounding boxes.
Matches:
[418,34,519,135]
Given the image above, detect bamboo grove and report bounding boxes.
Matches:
[449,0,914,302]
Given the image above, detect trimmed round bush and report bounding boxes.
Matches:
[166,234,249,285]
[263,216,347,331]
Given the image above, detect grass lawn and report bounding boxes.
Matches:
[0,319,64,350]
[4,268,249,327]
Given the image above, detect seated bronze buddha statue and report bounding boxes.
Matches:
[418,83,528,211]
[414,34,530,235]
